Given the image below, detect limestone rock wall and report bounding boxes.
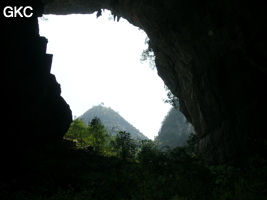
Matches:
[43,0,267,164]
[2,0,72,161]
[2,0,266,164]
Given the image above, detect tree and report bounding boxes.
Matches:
[87,117,109,152]
[140,37,156,69]
[79,105,147,140]
[111,131,138,160]
[163,85,179,108]
[64,117,109,152]
[137,139,159,164]
[185,133,199,158]
[65,118,87,147]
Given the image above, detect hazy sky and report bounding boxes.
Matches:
[38,11,172,140]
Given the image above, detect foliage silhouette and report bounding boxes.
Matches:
[1,119,266,200]
[140,37,156,69]
[110,131,138,160]
[65,117,109,152]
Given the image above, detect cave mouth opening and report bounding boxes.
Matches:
[38,11,172,140]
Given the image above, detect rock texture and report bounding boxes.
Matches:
[2,0,266,164]
[2,0,72,164]
[43,0,267,164]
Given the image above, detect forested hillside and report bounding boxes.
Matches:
[155,107,195,148]
[79,105,148,140]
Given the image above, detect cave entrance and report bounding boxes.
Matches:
[38,11,171,140]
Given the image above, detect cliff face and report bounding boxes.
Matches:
[43,0,267,164]
[2,0,266,164]
[2,1,72,163]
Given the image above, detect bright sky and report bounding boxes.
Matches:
[38,11,172,140]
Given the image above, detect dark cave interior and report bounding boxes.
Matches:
[1,1,267,199]
[2,0,267,168]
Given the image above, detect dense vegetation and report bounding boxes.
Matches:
[155,107,194,148]
[65,117,141,159]
[1,116,266,200]
[79,105,147,140]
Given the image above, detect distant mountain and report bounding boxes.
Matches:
[79,105,148,140]
[155,107,195,148]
